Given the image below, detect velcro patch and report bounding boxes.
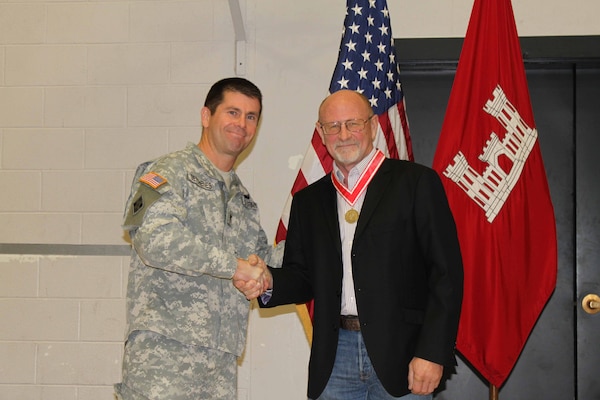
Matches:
[140,172,167,189]
[132,195,144,215]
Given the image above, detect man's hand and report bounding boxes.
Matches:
[232,254,272,300]
[407,357,443,395]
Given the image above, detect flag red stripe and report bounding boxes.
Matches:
[310,130,334,176]
[377,113,398,159]
[397,101,414,161]
[275,220,287,245]
[290,170,309,197]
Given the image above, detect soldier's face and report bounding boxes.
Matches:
[201,91,261,158]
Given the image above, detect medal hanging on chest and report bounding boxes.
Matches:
[344,209,359,223]
[332,150,386,224]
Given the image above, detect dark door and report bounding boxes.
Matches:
[399,62,600,399]
[575,67,600,400]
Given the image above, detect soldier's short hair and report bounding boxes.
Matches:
[204,77,262,116]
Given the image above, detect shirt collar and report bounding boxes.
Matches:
[333,147,378,189]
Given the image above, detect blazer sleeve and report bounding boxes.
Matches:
[259,191,314,307]
[413,168,464,366]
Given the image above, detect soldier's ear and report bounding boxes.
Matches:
[201,107,211,127]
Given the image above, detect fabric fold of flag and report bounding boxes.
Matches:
[274,0,413,341]
[432,0,557,388]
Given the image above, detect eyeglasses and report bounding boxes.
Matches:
[318,115,375,136]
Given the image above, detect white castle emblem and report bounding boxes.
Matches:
[443,85,537,223]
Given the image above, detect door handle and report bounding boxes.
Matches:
[582,294,600,315]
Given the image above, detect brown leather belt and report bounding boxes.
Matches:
[340,315,361,331]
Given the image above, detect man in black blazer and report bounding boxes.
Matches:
[236,90,463,400]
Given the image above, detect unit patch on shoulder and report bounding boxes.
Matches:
[132,195,144,215]
[140,172,167,189]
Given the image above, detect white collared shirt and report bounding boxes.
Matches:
[333,148,378,316]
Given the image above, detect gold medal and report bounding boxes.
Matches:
[345,209,359,223]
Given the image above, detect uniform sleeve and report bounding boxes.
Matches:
[264,240,285,268]
[131,184,240,279]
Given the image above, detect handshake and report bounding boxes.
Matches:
[233,254,272,300]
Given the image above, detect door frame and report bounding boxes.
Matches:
[395,35,600,67]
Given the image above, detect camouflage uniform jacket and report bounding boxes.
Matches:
[122,142,274,356]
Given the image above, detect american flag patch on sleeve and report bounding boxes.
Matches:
[139,172,167,189]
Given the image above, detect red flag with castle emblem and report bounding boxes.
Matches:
[432,0,557,388]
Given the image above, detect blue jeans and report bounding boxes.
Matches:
[314,329,432,400]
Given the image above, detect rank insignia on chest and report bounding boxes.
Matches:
[242,194,257,209]
[140,172,167,189]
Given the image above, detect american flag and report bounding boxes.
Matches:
[274,0,413,332]
[139,172,167,189]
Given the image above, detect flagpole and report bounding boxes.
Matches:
[489,383,499,400]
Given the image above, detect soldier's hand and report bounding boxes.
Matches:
[233,278,262,300]
[232,256,272,300]
[248,254,272,291]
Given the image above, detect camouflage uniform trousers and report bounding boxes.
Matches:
[115,330,237,400]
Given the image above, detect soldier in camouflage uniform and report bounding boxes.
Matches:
[114,78,278,400]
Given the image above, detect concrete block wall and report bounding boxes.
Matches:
[0,255,128,399]
[2,0,599,399]
[0,0,236,246]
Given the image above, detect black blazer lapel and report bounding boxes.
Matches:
[354,160,393,241]
[319,174,343,256]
